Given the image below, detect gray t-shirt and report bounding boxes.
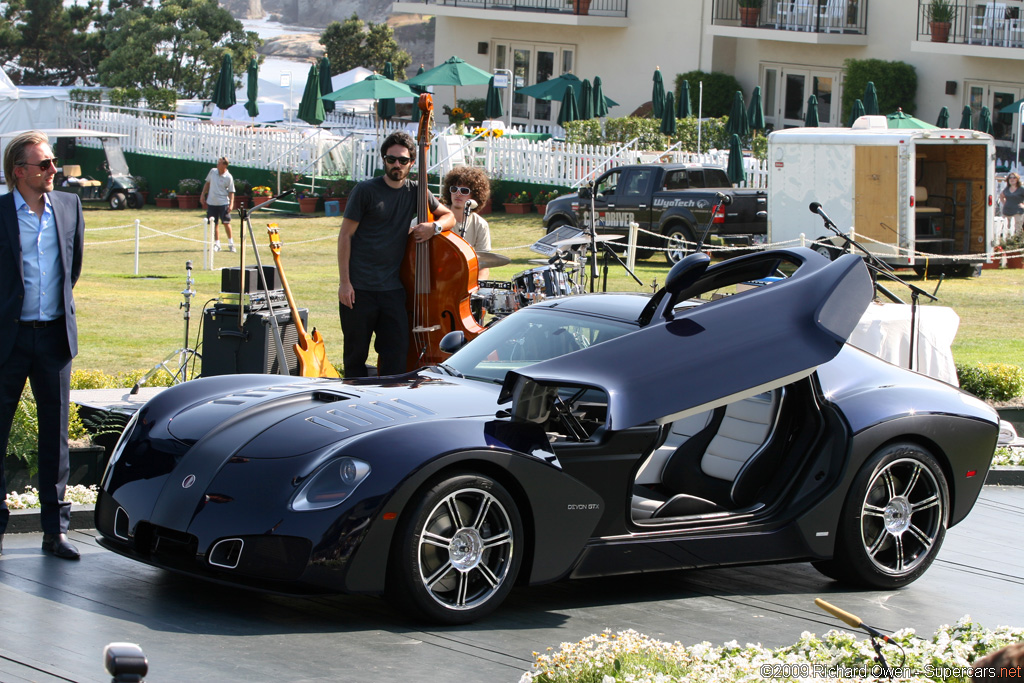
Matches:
[205,168,235,205]
[1002,183,1024,216]
[343,176,440,291]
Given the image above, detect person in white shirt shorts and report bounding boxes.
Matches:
[201,157,236,252]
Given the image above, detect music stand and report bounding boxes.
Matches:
[131,260,201,394]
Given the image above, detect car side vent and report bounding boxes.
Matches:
[208,538,244,569]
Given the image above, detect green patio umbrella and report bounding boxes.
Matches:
[887,109,937,129]
[863,82,879,116]
[805,94,820,127]
[319,56,335,113]
[405,55,492,106]
[244,57,259,119]
[593,76,610,118]
[661,91,676,136]
[747,86,765,131]
[677,80,692,118]
[726,134,746,185]
[652,67,665,119]
[848,99,865,127]
[726,91,749,137]
[378,61,396,121]
[518,73,619,109]
[322,73,418,103]
[579,78,594,120]
[977,105,993,133]
[936,106,950,128]
[557,85,580,126]
[484,75,503,119]
[959,105,973,129]
[211,53,236,112]
[297,62,325,126]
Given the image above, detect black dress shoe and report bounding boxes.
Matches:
[41,533,80,560]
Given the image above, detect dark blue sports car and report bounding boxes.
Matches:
[96,248,999,624]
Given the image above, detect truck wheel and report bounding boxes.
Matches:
[663,224,695,264]
[109,192,127,210]
[126,191,144,209]
[545,219,568,235]
[813,238,840,261]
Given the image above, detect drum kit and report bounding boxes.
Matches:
[470,234,624,324]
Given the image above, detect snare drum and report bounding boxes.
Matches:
[513,265,574,307]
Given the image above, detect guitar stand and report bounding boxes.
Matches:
[131,260,202,394]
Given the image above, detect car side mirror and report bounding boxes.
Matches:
[577,185,592,200]
[439,330,466,355]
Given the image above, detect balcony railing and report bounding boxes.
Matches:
[399,0,628,16]
[712,0,868,35]
[917,1,1024,46]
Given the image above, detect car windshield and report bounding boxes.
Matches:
[444,307,636,384]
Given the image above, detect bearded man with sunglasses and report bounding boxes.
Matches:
[337,131,455,377]
[0,130,86,560]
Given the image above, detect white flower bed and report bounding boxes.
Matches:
[5,485,98,509]
[520,617,1024,682]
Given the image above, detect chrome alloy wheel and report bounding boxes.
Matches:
[859,457,944,576]
[417,487,515,611]
[664,228,691,264]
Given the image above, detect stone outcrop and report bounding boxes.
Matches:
[258,34,325,60]
[222,0,265,20]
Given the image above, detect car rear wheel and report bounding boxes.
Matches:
[814,443,948,589]
[109,191,127,210]
[663,224,696,264]
[813,237,841,261]
[388,473,523,624]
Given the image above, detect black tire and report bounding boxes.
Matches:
[663,223,696,264]
[126,191,144,209]
[109,192,127,210]
[815,442,948,589]
[545,218,568,235]
[387,473,523,624]
[813,237,841,261]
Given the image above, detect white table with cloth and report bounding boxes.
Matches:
[847,302,960,386]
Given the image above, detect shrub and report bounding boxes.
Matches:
[563,119,603,146]
[142,86,178,115]
[234,178,252,196]
[108,87,142,109]
[842,58,918,124]
[956,362,1024,402]
[675,71,743,118]
[604,116,668,150]
[458,98,486,123]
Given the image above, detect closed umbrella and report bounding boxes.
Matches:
[726,91,749,137]
[863,81,879,116]
[378,61,396,121]
[211,53,236,112]
[887,109,937,129]
[726,134,746,185]
[661,91,676,136]
[748,86,765,131]
[805,94,820,127]
[848,99,865,127]
[319,56,335,113]
[959,105,973,129]
[677,80,692,118]
[296,62,325,126]
[484,75,503,119]
[652,67,665,119]
[592,76,610,118]
[244,57,259,119]
[557,86,580,126]
[579,78,594,120]
[977,105,993,133]
[936,106,950,128]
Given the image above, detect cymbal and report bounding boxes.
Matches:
[476,250,512,268]
[528,259,551,264]
[553,233,624,247]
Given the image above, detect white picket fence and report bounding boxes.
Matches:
[57,101,768,189]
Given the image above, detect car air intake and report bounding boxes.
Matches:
[114,507,131,540]
[208,538,244,569]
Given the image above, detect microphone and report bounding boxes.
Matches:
[715,192,733,206]
[809,201,836,228]
[465,198,478,212]
[814,599,892,643]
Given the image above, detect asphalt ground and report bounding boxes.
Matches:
[1,485,1022,682]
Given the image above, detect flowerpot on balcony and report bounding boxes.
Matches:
[177,194,200,210]
[298,197,320,213]
[739,7,761,27]
[573,0,591,15]
[930,21,951,42]
[155,197,176,208]
[504,203,533,214]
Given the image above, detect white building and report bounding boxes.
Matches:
[393,0,1024,162]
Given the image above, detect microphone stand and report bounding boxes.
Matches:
[695,193,731,255]
[588,182,599,292]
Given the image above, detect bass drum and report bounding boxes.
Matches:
[513,265,575,307]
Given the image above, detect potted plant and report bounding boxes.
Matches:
[155,188,176,208]
[572,0,591,15]
[234,179,252,209]
[132,175,149,204]
[443,104,472,135]
[534,189,560,214]
[296,188,320,214]
[738,0,763,27]
[176,178,201,209]
[927,0,956,42]
[324,179,352,214]
[504,190,533,214]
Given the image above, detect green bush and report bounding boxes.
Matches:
[956,362,1024,402]
[675,71,742,118]
[604,116,668,150]
[109,87,142,109]
[142,87,178,115]
[842,58,917,124]
[563,119,603,146]
[458,98,486,124]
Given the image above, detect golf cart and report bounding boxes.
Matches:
[0,128,144,210]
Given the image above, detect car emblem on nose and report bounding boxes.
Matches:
[182,474,196,489]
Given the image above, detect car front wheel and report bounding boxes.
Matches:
[109,192,127,210]
[388,473,523,624]
[815,443,948,589]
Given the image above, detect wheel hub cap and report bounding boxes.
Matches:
[883,496,913,534]
[449,528,484,571]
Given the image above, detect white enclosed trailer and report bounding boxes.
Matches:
[767,117,996,276]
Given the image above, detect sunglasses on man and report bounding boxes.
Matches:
[383,155,413,166]
[18,158,58,171]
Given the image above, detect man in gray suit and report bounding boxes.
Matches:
[0,130,85,559]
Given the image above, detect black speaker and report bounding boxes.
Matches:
[201,305,308,377]
[221,266,281,294]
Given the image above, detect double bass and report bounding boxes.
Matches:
[400,93,485,371]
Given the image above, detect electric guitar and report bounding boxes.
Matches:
[266,224,340,379]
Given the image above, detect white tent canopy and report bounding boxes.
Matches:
[0,69,75,134]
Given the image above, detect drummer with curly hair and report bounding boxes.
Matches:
[442,166,492,280]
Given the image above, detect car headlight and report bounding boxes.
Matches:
[102,412,140,481]
[291,456,371,511]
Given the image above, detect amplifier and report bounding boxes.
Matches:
[221,266,281,294]
[201,306,308,377]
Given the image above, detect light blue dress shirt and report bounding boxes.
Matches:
[14,188,62,322]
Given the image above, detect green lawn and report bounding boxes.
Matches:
[73,205,1024,376]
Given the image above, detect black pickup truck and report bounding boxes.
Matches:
[542,163,767,263]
